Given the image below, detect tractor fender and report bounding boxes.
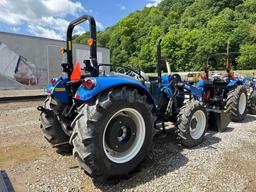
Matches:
[227,79,243,89]
[243,77,251,82]
[47,77,70,104]
[196,80,206,88]
[242,77,252,86]
[75,76,156,109]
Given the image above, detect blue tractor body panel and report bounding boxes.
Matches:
[47,77,70,104]
[180,82,204,98]
[242,77,251,83]
[75,76,156,108]
[161,75,170,85]
[162,74,203,99]
[196,80,206,88]
[253,78,256,90]
[226,79,241,89]
[243,76,256,91]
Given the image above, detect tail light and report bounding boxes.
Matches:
[75,94,80,99]
[82,78,96,89]
[51,78,57,85]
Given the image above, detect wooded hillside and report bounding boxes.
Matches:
[74,0,256,72]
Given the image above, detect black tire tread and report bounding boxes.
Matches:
[248,91,256,115]
[226,85,248,122]
[175,100,208,148]
[70,87,155,181]
[39,97,71,152]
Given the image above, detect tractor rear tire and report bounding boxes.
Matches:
[70,87,155,182]
[176,100,208,148]
[248,91,256,115]
[226,85,248,122]
[39,97,72,153]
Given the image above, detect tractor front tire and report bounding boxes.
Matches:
[70,87,155,182]
[39,97,72,153]
[226,85,248,122]
[176,100,208,148]
[248,91,256,115]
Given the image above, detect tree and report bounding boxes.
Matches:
[237,44,256,69]
[73,0,256,72]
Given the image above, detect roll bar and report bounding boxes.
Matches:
[205,52,240,80]
[65,15,98,77]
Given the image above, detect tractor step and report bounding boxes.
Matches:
[208,109,231,132]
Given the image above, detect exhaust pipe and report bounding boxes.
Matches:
[157,39,162,87]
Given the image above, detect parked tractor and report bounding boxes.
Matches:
[38,15,249,182]
[202,51,256,121]
[245,73,256,114]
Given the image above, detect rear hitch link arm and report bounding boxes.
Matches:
[37,106,51,114]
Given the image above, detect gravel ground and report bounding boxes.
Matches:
[0,89,45,98]
[0,100,256,192]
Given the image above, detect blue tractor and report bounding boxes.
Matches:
[201,52,251,122]
[38,15,243,182]
[245,73,256,114]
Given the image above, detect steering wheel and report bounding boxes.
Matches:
[98,64,146,81]
[115,66,144,80]
[170,74,182,86]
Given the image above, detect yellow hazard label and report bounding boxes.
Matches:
[55,88,66,92]
[68,41,72,50]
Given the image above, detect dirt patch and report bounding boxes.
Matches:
[0,143,46,169]
[0,101,42,112]
[204,140,256,192]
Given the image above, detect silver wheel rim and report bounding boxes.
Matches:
[190,110,206,140]
[239,93,246,115]
[103,108,145,164]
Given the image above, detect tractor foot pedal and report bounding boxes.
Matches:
[0,170,15,192]
[208,109,231,132]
